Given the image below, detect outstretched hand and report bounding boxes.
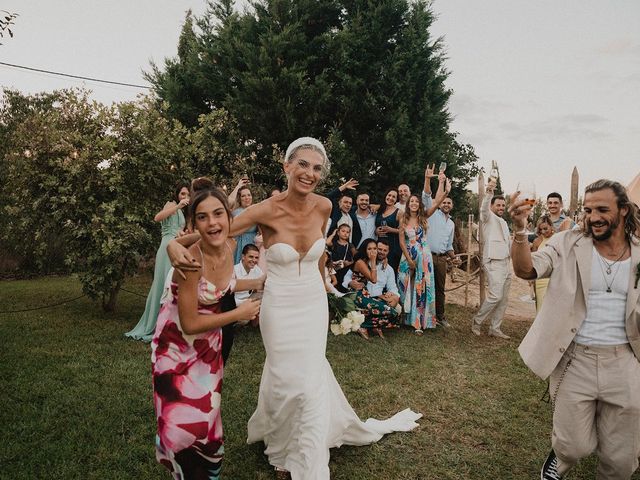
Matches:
[237,298,261,320]
[341,178,359,191]
[507,191,531,231]
[425,164,436,178]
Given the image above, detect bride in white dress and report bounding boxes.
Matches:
[229,138,422,479]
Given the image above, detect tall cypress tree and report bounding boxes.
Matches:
[147,0,478,198]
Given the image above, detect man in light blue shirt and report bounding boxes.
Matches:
[422,191,456,326]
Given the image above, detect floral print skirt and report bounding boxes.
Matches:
[354,289,400,329]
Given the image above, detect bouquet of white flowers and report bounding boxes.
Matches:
[327,292,365,335]
[329,310,366,336]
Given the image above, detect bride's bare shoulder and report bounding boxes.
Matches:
[312,194,332,212]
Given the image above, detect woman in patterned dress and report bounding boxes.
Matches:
[152,187,264,479]
[397,172,447,334]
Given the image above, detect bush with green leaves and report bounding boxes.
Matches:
[1,89,251,310]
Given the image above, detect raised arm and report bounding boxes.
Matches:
[508,193,537,279]
[229,202,263,236]
[425,173,448,218]
[326,178,359,203]
[227,178,248,210]
[422,163,435,197]
[154,199,189,222]
[479,183,493,224]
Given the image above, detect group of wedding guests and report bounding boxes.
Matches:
[128,161,461,343]
[322,166,459,338]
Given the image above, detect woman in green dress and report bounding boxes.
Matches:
[125,183,189,342]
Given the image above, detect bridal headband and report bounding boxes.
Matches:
[284,137,328,164]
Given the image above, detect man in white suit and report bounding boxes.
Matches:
[471,180,512,339]
[510,179,640,479]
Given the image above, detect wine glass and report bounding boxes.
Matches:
[518,181,536,206]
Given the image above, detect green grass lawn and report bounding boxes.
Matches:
[1,275,636,479]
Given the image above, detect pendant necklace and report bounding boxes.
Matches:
[599,244,628,275]
[596,246,627,293]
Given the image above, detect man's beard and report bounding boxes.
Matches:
[589,218,620,241]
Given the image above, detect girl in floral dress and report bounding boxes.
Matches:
[398,173,448,334]
[152,187,264,479]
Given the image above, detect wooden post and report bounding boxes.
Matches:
[478,172,486,304]
[465,213,473,307]
[569,166,579,217]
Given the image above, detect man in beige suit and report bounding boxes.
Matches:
[471,180,512,339]
[510,179,640,479]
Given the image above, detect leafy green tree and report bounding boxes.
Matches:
[147,0,479,201]
[1,88,260,309]
[1,90,191,310]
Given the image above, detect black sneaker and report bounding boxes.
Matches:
[541,449,562,480]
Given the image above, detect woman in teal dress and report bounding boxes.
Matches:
[230,185,258,264]
[125,183,189,342]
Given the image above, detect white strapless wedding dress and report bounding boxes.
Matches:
[247,238,422,479]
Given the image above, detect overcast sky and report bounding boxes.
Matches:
[2,0,639,201]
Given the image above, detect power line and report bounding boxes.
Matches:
[0,294,85,314]
[0,61,152,89]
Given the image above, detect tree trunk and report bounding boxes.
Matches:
[102,284,121,312]
[101,259,128,312]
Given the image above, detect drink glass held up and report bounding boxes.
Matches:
[518,182,536,206]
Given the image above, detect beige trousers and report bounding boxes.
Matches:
[550,343,640,479]
[472,258,511,332]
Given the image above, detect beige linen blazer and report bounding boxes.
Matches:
[480,192,511,262]
[518,230,640,379]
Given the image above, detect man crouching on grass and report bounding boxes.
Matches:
[509,179,640,479]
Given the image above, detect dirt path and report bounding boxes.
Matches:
[445,259,536,326]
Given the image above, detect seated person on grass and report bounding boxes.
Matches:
[233,243,263,326]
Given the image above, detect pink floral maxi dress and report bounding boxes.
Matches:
[151,277,230,479]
